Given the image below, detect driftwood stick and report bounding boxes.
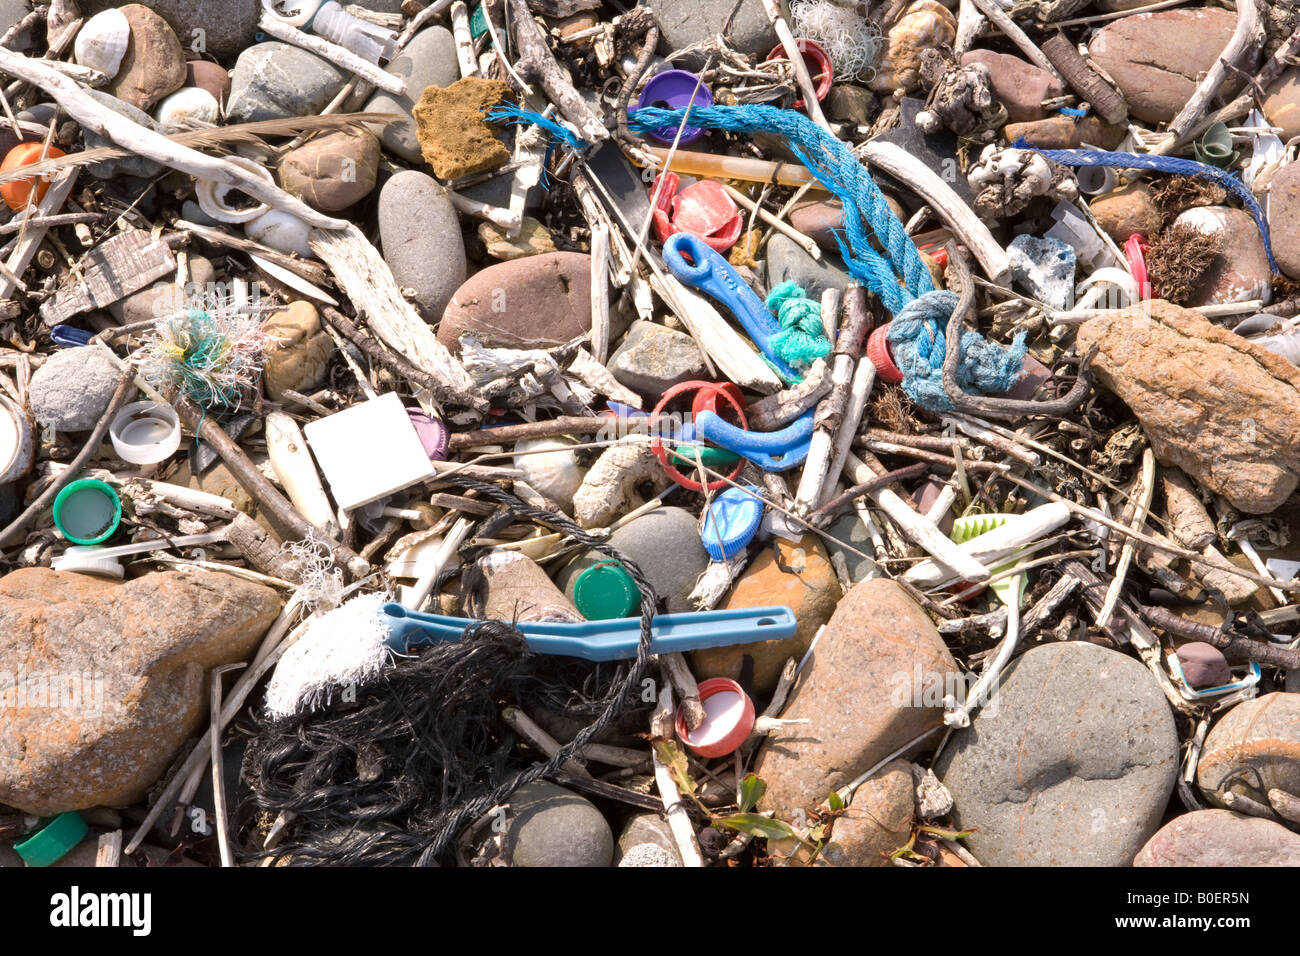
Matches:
[172,398,370,578]
[857,141,1011,284]
[651,684,705,867]
[319,304,467,402]
[796,285,872,513]
[843,449,992,582]
[0,48,348,230]
[1039,32,1127,125]
[1268,789,1300,826]
[722,182,822,260]
[1137,604,1300,670]
[505,0,608,143]
[760,0,832,132]
[746,359,832,430]
[209,663,245,868]
[0,168,78,299]
[589,218,611,363]
[1161,468,1217,551]
[310,224,483,408]
[661,651,705,731]
[257,11,405,94]
[1096,448,1155,629]
[450,2,480,78]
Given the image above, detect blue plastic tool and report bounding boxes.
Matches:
[662,232,802,382]
[380,603,797,662]
[701,485,764,560]
[694,408,814,471]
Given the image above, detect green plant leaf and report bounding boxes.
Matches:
[827,790,845,812]
[653,738,699,803]
[737,773,766,812]
[715,813,799,841]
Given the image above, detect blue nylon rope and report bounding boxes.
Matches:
[628,104,935,316]
[1013,143,1279,273]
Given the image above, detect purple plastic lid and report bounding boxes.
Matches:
[633,69,713,145]
[406,407,450,461]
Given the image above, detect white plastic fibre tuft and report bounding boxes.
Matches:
[264,592,393,719]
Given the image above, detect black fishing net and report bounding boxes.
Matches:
[240,477,659,867]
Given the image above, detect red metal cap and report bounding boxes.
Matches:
[866,324,904,385]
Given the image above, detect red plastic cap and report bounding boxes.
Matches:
[676,678,756,758]
[866,324,904,385]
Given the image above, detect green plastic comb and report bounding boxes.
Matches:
[949,513,1026,609]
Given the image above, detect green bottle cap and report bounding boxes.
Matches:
[573,561,639,620]
[52,478,121,545]
[14,811,88,867]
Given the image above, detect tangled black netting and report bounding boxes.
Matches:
[240,477,660,867]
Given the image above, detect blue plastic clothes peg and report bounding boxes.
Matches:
[661,231,801,383]
[694,408,814,472]
[380,603,797,662]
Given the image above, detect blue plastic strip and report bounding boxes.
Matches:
[694,408,814,472]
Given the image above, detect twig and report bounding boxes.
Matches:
[257,11,405,94]
[651,684,705,867]
[209,663,246,867]
[504,0,607,143]
[660,652,705,731]
[1096,448,1155,629]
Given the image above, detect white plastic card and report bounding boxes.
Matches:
[303,392,436,511]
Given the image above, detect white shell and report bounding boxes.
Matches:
[194,155,273,224]
[513,438,587,514]
[153,87,221,133]
[245,208,314,258]
[261,0,324,28]
[74,9,130,80]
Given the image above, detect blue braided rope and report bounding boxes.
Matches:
[1014,143,1279,274]
[629,104,935,315]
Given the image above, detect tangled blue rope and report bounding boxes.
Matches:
[886,290,1027,412]
[487,104,588,188]
[628,104,934,316]
[1014,144,1278,273]
[765,280,830,370]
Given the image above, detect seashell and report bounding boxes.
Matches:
[261,0,324,28]
[74,8,130,81]
[512,438,587,514]
[194,155,273,224]
[245,208,315,258]
[153,87,220,133]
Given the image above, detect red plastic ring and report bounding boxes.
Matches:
[651,380,747,492]
[866,324,904,385]
[766,39,833,110]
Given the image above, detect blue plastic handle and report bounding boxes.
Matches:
[662,232,801,383]
[50,325,93,348]
[694,408,814,471]
[380,603,797,662]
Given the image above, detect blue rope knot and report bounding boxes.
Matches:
[886,290,1027,412]
[765,280,831,370]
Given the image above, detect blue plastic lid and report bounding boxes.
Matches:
[633,70,712,145]
[700,485,764,560]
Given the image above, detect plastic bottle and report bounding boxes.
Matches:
[1251,327,1300,365]
[311,1,397,64]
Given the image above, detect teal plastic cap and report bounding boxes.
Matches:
[573,561,639,620]
[52,478,121,546]
[13,811,88,867]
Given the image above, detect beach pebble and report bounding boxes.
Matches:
[753,578,959,815]
[261,301,335,402]
[1089,183,1161,243]
[765,233,851,300]
[109,255,216,326]
[363,26,460,164]
[29,347,120,433]
[691,535,841,696]
[616,814,682,865]
[438,252,603,351]
[1175,642,1231,689]
[606,321,708,403]
[936,641,1178,866]
[185,59,231,110]
[1265,159,1300,280]
[279,129,380,212]
[226,42,348,123]
[1088,8,1242,124]
[502,781,614,867]
[105,4,187,112]
[960,50,1062,124]
[478,217,556,262]
[644,0,775,58]
[82,0,259,60]
[1198,692,1300,808]
[1136,810,1300,866]
[378,170,466,324]
[1170,206,1272,307]
[0,568,280,815]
